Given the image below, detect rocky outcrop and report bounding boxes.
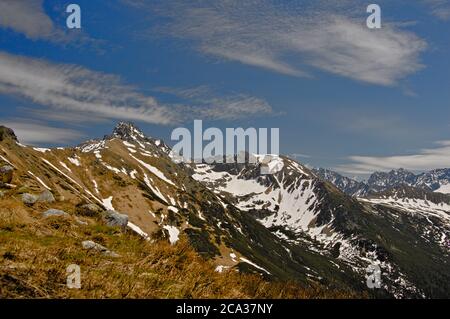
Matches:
[81,240,120,257]
[102,210,128,230]
[0,126,17,142]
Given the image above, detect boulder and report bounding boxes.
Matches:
[81,240,120,258]
[21,190,55,206]
[0,165,13,184]
[102,210,128,230]
[38,190,55,203]
[77,203,103,217]
[42,209,69,218]
[22,193,38,206]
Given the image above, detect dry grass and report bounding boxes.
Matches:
[0,197,360,299]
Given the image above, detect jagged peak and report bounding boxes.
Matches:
[0,126,18,142]
[111,121,146,141]
[390,168,414,174]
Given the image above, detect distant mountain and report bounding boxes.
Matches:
[416,169,450,193]
[368,168,417,192]
[315,168,450,196]
[313,168,370,197]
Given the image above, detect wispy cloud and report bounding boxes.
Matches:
[156,86,273,121]
[336,141,450,174]
[423,0,450,20]
[0,51,177,125]
[2,120,83,145]
[131,0,427,86]
[0,51,273,126]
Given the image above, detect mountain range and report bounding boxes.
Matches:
[314,167,450,197]
[1,122,449,298]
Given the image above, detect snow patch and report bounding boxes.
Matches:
[168,206,179,213]
[28,171,51,190]
[93,180,100,194]
[34,148,50,153]
[68,156,81,166]
[102,196,115,210]
[435,183,450,194]
[131,154,175,186]
[163,225,180,244]
[59,161,72,173]
[130,169,138,179]
[128,221,150,240]
[240,257,271,275]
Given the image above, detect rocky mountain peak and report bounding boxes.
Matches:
[111,121,146,141]
[0,126,18,142]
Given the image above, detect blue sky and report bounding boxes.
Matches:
[0,0,449,177]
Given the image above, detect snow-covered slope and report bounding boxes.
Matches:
[192,158,332,238]
[193,157,450,298]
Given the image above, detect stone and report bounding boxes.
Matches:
[102,210,128,230]
[22,193,38,206]
[81,240,120,258]
[38,190,55,203]
[21,190,55,206]
[42,209,69,218]
[0,165,13,184]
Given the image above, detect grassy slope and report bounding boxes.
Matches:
[0,196,359,299]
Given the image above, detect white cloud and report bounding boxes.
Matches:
[336,141,450,174]
[0,51,272,126]
[139,0,427,86]
[0,0,59,40]
[0,51,177,125]
[3,120,83,145]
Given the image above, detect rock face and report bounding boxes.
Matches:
[81,240,120,257]
[102,210,128,230]
[0,165,13,184]
[42,209,69,218]
[77,203,103,217]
